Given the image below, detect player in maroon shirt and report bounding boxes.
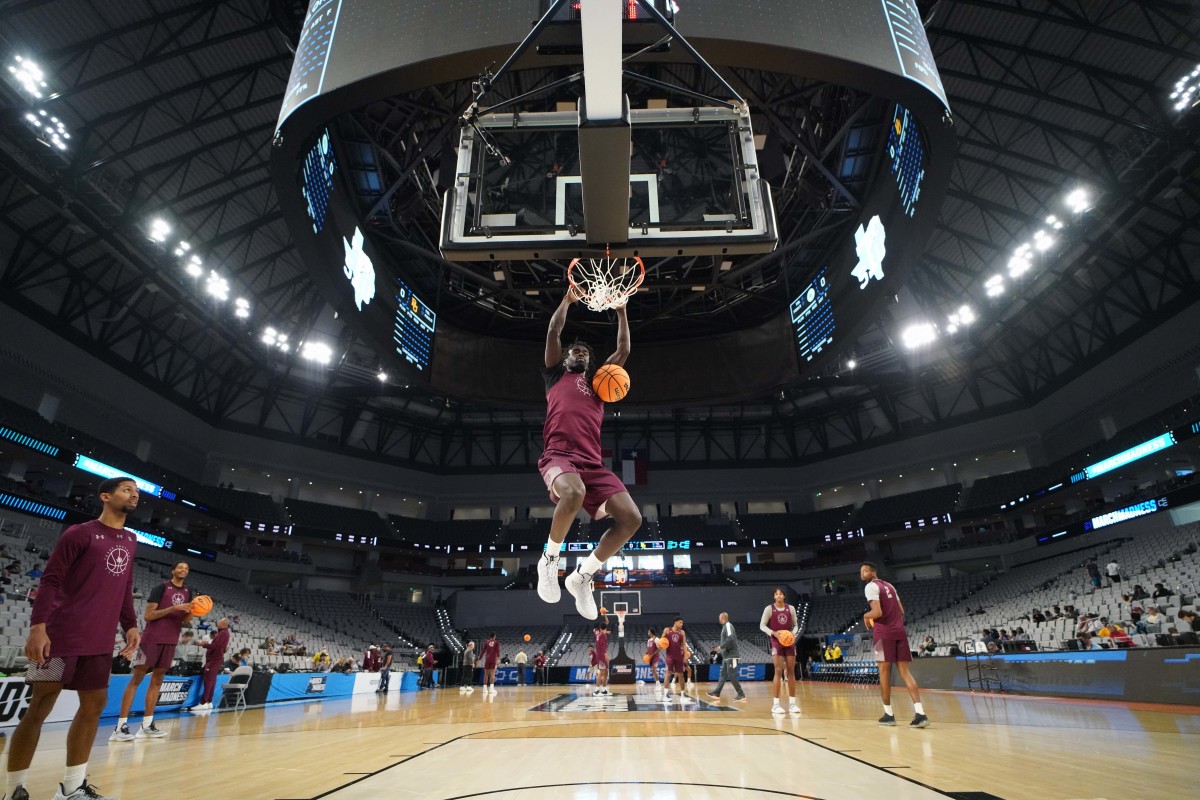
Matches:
[861,562,929,728]
[644,627,663,690]
[659,617,689,702]
[536,288,642,620]
[192,617,230,711]
[481,633,501,694]
[759,587,800,715]
[111,560,193,742]
[592,618,611,696]
[6,477,140,800]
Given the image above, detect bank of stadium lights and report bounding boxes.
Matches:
[184,255,203,278]
[148,218,171,242]
[205,271,230,302]
[377,371,388,382]
[946,305,976,335]
[902,322,938,350]
[9,55,47,98]
[300,341,333,365]
[1170,64,1200,112]
[261,328,289,352]
[985,275,1005,297]
[10,57,73,152]
[1065,188,1092,215]
[234,298,251,319]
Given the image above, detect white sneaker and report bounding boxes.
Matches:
[53,780,116,800]
[136,722,167,739]
[661,693,672,703]
[537,553,562,603]
[459,686,466,694]
[771,704,785,715]
[465,686,475,693]
[108,723,134,742]
[686,681,694,689]
[789,703,801,715]
[489,686,497,695]
[564,568,598,620]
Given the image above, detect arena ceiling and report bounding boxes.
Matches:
[0,0,1197,472]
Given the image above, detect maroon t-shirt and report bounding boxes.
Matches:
[30,519,138,657]
[482,638,501,666]
[142,580,193,645]
[594,628,609,660]
[541,365,605,465]
[664,629,684,660]
[866,578,907,641]
[201,627,230,666]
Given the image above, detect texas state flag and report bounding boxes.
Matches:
[620,449,648,486]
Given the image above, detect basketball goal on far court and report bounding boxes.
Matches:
[599,589,642,684]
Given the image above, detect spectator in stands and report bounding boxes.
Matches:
[1078,633,1101,650]
[225,648,250,672]
[1063,604,1079,619]
[332,657,348,673]
[345,658,360,673]
[4,560,21,574]
[1085,559,1101,588]
[823,643,843,663]
[1031,609,1045,623]
[363,645,381,672]
[1144,607,1164,629]
[1152,583,1170,599]
[259,636,276,652]
[920,636,936,656]
[1013,627,1031,642]
[1051,605,1063,619]
[1178,611,1198,633]
[1128,584,1150,601]
[25,563,43,579]
[1105,558,1121,584]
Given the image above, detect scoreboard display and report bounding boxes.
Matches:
[791,266,836,363]
[394,279,436,371]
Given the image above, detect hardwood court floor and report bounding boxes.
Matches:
[4,680,1196,800]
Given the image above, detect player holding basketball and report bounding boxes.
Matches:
[660,617,689,702]
[760,587,800,715]
[644,626,664,690]
[112,561,194,741]
[592,617,611,696]
[536,288,642,620]
[481,632,501,694]
[861,562,929,728]
[6,477,140,800]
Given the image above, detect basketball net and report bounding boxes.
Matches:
[567,248,645,312]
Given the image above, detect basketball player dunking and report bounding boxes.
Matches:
[860,562,929,727]
[660,618,689,702]
[759,587,800,715]
[644,627,664,690]
[112,561,194,741]
[5,477,140,800]
[536,288,642,620]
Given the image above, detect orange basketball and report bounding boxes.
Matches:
[523,634,531,642]
[592,364,630,403]
[865,618,875,629]
[642,654,651,664]
[658,637,670,650]
[190,595,214,617]
[776,630,795,647]
[599,607,607,615]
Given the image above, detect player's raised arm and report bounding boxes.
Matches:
[546,286,581,367]
[605,302,630,367]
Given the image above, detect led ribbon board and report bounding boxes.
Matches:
[1087,499,1166,531]
[73,455,165,497]
[1074,432,1176,482]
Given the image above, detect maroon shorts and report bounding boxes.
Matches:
[134,642,177,671]
[770,639,796,658]
[594,656,609,669]
[665,658,685,673]
[873,638,912,663]
[483,660,498,670]
[25,654,112,692]
[538,451,628,520]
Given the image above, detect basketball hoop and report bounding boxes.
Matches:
[614,609,627,639]
[567,249,645,312]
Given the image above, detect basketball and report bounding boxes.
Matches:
[190,595,214,617]
[642,654,651,664]
[599,606,607,615]
[776,630,795,647]
[865,618,875,629]
[523,634,531,642]
[658,636,670,649]
[592,364,630,403]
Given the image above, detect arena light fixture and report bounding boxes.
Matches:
[1065,188,1092,214]
[8,56,48,99]
[205,271,230,302]
[148,217,171,242]
[173,241,191,256]
[185,261,203,278]
[946,305,976,334]
[985,275,1005,297]
[1045,215,1064,231]
[301,341,333,365]
[377,371,388,382]
[846,358,857,370]
[1169,64,1200,112]
[234,298,251,319]
[901,322,937,350]
[1007,244,1033,278]
[1032,229,1055,252]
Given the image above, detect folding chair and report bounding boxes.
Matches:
[221,665,253,711]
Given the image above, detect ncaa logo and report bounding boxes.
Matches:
[0,682,31,723]
[307,676,327,694]
[157,680,191,705]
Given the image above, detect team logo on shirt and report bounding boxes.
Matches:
[575,376,595,396]
[105,545,131,576]
[776,612,789,625]
[170,591,187,605]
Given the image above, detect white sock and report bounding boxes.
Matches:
[581,553,603,575]
[545,539,562,559]
[7,770,28,795]
[772,697,781,706]
[883,704,894,716]
[62,764,86,791]
[142,716,153,728]
[914,703,925,715]
[116,717,128,728]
